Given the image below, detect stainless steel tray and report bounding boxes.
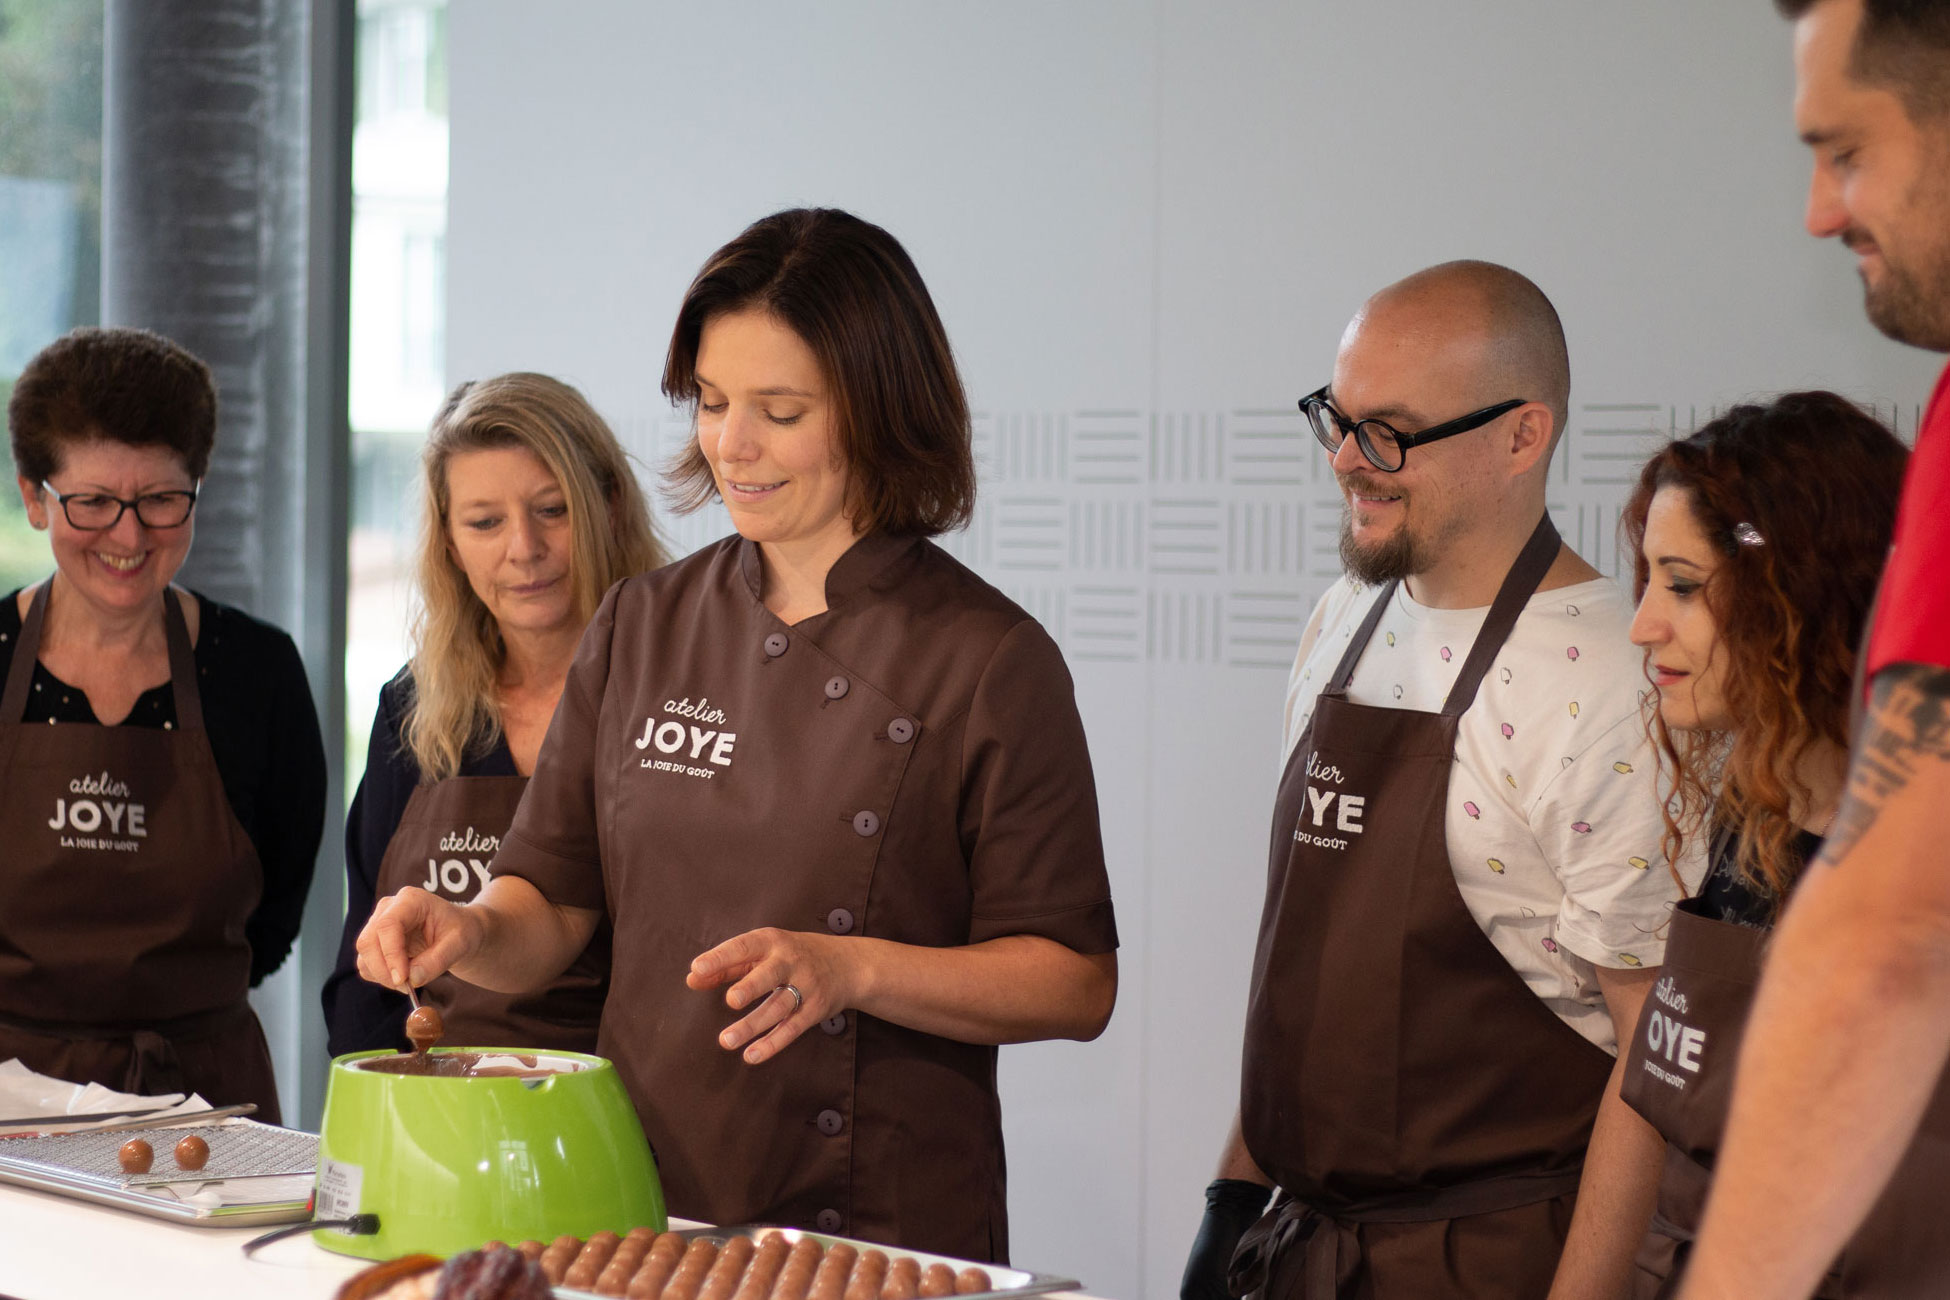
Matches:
[552,1225,1081,1300]
[0,1119,316,1226]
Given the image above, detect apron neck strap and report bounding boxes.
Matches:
[0,584,205,731]
[1328,580,1402,694]
[161,589,206,733]
[1441,513,1563,718]
[1,584,49,722]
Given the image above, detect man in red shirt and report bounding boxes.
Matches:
[1682,1,1950,1295]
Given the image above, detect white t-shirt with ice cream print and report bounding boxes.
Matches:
[1282,574,1702,1054]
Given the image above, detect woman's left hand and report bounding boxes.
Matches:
[687,928,861,1064]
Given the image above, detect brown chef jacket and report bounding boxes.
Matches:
[491,530,1118,1264]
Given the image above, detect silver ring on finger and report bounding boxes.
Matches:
[776,983,804,1014]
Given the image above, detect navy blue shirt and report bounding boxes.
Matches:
[321,668,517,1055]
[0,587,326,986]
[1697,824,1823,929]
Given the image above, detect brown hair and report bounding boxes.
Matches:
[8,327,217,483]
[660,208,976,537]
[1776,0,1950,118]
[1622,391,1906,914]
[405,373,665,780]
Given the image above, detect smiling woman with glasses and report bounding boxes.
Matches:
[1301,386,1528,472]
[0,326,325,1122]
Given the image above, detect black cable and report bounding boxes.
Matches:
[241,1213,379,1258]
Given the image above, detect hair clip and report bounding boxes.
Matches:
[1732,522,1765,547]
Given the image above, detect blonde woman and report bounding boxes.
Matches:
[323,373,663,1054]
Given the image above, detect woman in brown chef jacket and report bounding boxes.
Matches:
[0,327,326,1121]
[357,208,1119,1262]
[321,374,663,1055]
[1565,393,1905,1296]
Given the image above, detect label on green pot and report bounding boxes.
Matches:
[316,1156,363,1220]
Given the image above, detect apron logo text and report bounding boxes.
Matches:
[438,826,500,856]
[69,771,132,798]
[1653,975,1689,1016]
[49,767,148,854]
[1295,752,1366,850]
[1642,1007,1705,1076]
[421,857,492,896]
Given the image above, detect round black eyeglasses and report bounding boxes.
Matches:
[1299,387,1527,472]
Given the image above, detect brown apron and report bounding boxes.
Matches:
[1234,516,1615,1300]
[1618,877,1845,1298]
[373,774,608,1051]
[0,584,279,1120]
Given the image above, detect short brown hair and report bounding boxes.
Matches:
[8,327,218,484]
[661,208,976,537]
[1777,0,1950,118]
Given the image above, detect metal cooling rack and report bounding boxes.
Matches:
[0,1119,317,1226]
[0,1119,316,1187]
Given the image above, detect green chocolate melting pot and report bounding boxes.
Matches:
[313,1048,665,1260]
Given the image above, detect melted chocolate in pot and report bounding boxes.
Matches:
[355,1050,560,1079]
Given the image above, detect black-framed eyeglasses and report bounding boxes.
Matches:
[40,480,200,530]
[1300,386,1527,473]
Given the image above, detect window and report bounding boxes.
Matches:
[345,0,448,792]
[0,0,104,593]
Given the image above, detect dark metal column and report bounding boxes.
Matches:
[101,0,352,1128]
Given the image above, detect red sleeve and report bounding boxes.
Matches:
[1866,362,1950,680]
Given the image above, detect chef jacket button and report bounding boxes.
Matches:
[820,1012,847,1035]
[887,717,915,744]
[764,632,790,657]
[827,908,855,934]
[817,1108,845,1136]
[825,675,850,700]
[815,1209,843,1232]
[851,810,880,837]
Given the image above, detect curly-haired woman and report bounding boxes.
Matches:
[1554,392,1906,1298]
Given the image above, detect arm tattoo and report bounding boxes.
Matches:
[1819,664,1950,866]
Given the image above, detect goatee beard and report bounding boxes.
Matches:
[1339,502,1420,586]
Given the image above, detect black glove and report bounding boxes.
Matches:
[1181,1178,1275,1300]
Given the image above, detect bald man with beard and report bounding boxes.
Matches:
[1182,262,1698,1300]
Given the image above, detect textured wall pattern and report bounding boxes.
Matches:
[624,397,1923,676]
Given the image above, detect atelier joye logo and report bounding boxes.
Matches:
[1294,752,1367,852]
[49,770,147,852]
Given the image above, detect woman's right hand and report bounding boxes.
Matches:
[354,886,485,994]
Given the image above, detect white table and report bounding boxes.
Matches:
[0,1182,1107,1300]
[0,1179,368,1298]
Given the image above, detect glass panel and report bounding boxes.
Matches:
[346,0,449,796]
[0,0,105,593]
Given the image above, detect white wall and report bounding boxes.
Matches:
[444,5,1942,1296]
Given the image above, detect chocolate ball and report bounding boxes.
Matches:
[405,1004,444,1053]
[117,1138,153,1175]
[173,1133,209,1171]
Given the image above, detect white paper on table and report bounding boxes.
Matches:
[0,1058,213,1133]
[160,1174,316,1209]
